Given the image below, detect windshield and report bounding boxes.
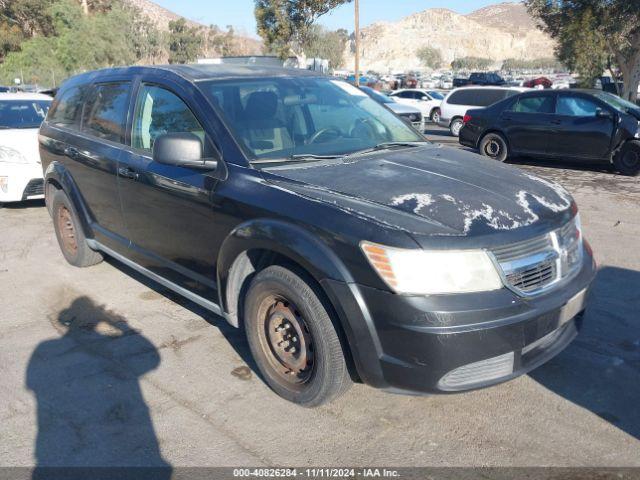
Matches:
[201,77,425,161]
[360,86,395,104]
[593,91,639,113]
[427,91,444,100]
[0,100,51,129]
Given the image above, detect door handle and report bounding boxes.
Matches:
[118,166,139,180]
[64,147,79,158]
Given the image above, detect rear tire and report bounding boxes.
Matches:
[243,265,351,407]
[51,189,103,267]
[613,141,640,176]
[450,118,463,137]
[479,132,509,162]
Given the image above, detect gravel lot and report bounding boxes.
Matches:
[1,126,639,468]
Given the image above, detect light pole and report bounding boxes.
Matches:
[354,0,360,86]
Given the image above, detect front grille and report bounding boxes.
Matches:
[22,179,44,199]
[492,234,553,263]
[399,112,422,123]
[491,216,583,296]
[505,260,556,293]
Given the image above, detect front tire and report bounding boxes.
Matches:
[243,265,351,407]
[479,132,509,162]
[430,108,441,124]
[613,141,640,176]
[450,118,463,137]
[51,189,103,267]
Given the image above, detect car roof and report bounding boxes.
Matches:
[451,86,529,93]
[0,92,53,101]
[66,64,321,85]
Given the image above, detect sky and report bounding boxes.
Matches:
[152,0,512,37]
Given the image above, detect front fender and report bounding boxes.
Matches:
[217,219,355,314]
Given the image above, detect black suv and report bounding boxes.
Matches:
[39,65,596,406]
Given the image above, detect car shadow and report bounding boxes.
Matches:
[26,296,172,478]
[104,258,261,379]
[529,266,640,440]
[423,126,452,137]
[1,199,46,209]
[508,156,616,175]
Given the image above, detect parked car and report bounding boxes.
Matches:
[439,86,527,136]
[39,65,595,406]
[523,77,553,89]
[453,72,506,88]
[459,89,640,175]
[359,86,423,130]
[0,93,52,205]
[389,88,444,123]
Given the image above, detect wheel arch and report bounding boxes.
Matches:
[44,161,94,238]
[217,219,355,329]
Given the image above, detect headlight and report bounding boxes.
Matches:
[0,146,28,164]
[635,122,640,139]
[361,241,503,295]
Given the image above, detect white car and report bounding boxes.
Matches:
[438,86,529,136]
[0,93,51,204]
[389,89,446,123]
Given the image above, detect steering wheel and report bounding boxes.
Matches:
[306,127,342,145]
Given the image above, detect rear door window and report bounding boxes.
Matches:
[82,83,130,143]
[556,96,600,116]
[512,95,555,114]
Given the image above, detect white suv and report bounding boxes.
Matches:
[0,93,51,204]
[389,89,446,123]
[439,87,528,136]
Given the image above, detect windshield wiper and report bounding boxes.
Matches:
[344,141,428,158]
[251,153,341,165]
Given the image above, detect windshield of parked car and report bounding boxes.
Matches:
[427,91,444,100]
[360,86,395,104]
[0,100,51,129]
[593,91,640,114]
[201,77,425,162]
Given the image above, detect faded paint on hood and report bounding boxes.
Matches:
[0,128,41,164]
[264,144,574,239]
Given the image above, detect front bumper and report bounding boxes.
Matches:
[322,249,596,394]
[0,162,44,203]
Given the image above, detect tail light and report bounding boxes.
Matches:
[463,114,472,124]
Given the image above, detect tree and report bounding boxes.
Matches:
[451,56,493,71]
[303,25,348,69]
[526,0,640,101]
[255,0,352,61]
[416,46,442,70]
[168,18,203,64]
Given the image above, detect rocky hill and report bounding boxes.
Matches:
[124,0,262,56]
[346,2,555,72]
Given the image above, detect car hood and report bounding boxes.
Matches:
[264,144,575,244]
[387,103,421,115]
[0,128,41,164]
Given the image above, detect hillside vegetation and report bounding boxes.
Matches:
[0,0,261,86]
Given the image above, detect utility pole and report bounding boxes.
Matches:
[354,0,360,86]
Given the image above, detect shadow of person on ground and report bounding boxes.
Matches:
[26,296,171,479]
[530,266,640,439]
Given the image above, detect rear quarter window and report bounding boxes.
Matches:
[47,85,88,128]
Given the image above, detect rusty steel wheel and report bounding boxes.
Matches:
[244,265,351,406]
[51,189,103,267]
[56,205,78,257]
[257,296,314,387]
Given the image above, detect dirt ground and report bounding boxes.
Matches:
[1,127,639,468]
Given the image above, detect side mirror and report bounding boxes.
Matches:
[152,132,219,170]
[596,108,613,119]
